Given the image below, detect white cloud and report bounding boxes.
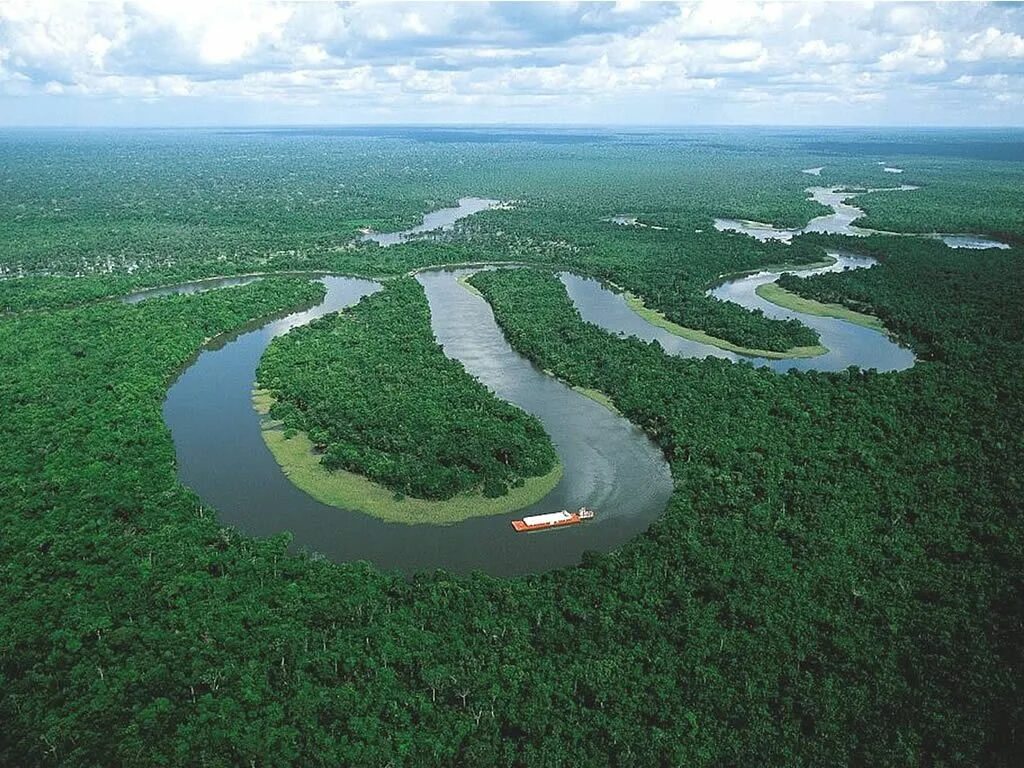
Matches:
[798,40,851,63]
[954,74,1008,88]
[296,44,329,66]
[878,31,947,74]
[719,40,764,62]
[884,5,931,36]
[401,12,429,36]
[958,28,1024,62]
[0,1,1021,125]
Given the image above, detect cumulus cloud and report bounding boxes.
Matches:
[0,1,1021,125]
[959,28,1024,62]
[798,40,852,63]
[878,31,947,75]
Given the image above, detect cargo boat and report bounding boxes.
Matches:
[512,507,595,533]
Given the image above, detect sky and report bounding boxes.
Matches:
[1,1,1023,127]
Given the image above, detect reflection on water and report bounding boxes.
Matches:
[713,180,1010,250]
[714,185,919,242]
[130,172,978,575]
[604,215,667,230]
[932,234,1011,250]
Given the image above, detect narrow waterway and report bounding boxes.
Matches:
[713,183,1009,249]
[360,196,500,246]
[931,234,1010,250]
[713,185,918,242]
[561,251,916,373]
[123,275,263,304]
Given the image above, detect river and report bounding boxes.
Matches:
[135,188,941,575]
[713,183,1009,249]
[561,252,916,373]
[360,197,501,246]
[155,268,672,576]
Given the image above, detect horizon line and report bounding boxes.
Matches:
[2,122,1024,131]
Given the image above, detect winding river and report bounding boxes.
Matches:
[137,189,938,575]
[158,270,671,576]
[713,183,1009,249]
[562,251,915,374]
[714,184,918,243]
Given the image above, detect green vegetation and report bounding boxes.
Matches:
[469,258,1023,767]
[624,289,828,358]
[1,128,1023,766]
[755,281,886,331]
[779,234,1024,361]
[856,164,1024,239]
[254,389,562,524]
[0,274,142,313]
[257,278,558,502]
[0,128,835,350]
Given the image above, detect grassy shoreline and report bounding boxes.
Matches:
[537,367,622,415]
[755,283,886,331]
[573,386,621,414]
[253,389,563,525]
[623,292,828,359]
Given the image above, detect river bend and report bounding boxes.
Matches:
[156,270,672,576]
[134,187,959,575]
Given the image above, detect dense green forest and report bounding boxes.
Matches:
[470,262,1023,765]
[0,127,849,351]
[1,127,1023,766]
[779,233,1024,361]
[257,277,557,501]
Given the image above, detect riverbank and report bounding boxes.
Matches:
[254,389,564,525]
[755,283,886,331]
[573,386,621,415]
[623,291,827,359]
[455,273,483,297]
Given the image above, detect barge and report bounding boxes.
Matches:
[512,507,595,533]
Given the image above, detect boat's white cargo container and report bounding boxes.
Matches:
[521,510,572,527]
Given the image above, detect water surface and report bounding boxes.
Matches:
[156,271,672,576]
[931,234,1011,250]
[714,185,918,242]
[361,197,500,246]
[140,180,954,575]
[562,252,916,374]
[714,182,1009,249]
[124,275,262,304]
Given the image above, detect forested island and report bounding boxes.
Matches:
[255,277,560,521]
[1,126,1021,767]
